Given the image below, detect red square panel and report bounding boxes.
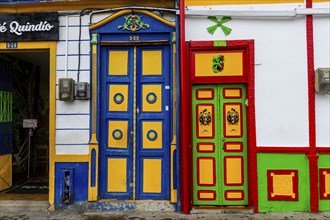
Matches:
[267,170,298,201]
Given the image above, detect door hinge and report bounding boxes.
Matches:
[245,99,248,106]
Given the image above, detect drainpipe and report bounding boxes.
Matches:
[65,15,69,78]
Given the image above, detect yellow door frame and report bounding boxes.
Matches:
[0,41,56,207]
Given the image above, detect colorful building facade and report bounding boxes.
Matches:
[0,0,329,214]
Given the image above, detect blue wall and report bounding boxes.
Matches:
[54,162,88,205]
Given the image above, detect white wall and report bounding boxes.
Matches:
[55,15,91,155]
[314,2,330,147]
[186,3,312,147]
[55,12,176,155]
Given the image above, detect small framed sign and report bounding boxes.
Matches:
[23,119,38,128]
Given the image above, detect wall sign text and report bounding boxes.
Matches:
[0,12,59,42]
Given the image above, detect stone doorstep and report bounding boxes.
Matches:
[190,206,254,214]
[55,200,177,212]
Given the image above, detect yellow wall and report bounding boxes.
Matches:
[0,41,56,207]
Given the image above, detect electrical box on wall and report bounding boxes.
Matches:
[75,82,90,100]
[315,68,330,94]
[59,78,75,101]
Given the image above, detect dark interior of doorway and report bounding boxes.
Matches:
[0,51,49,196]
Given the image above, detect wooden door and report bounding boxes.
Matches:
[99,45,171,200]
[192,84,248,205]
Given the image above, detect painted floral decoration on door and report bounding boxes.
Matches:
[227,108,239,125]
[118,14,150,31]
[199,109,212,126]
[212,55,225,73]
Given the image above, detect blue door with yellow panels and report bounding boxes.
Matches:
[99,45,171,200]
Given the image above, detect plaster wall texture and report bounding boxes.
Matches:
[185,3,315,147]
[55,15,91,155]
[313,9,330,147]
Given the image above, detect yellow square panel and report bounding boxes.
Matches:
[109,85,129,112]
[108,51,128,75]
[195,52,243,77]
[198,190,216,200]
[107,158,127,192]
[223,88,242,98]
[108,121,128,148]
[142,85,162,112]
[226,190,244,200]
[0,154,12,191]
[197,105,214,138]
[142,51,162,75]
[143,159,162,193]
[272,173,295,196]
[325,173,330,197]
[225,157,243,185]
[224,104,242,137]
[197,158,215,186]
[143,121,162,149]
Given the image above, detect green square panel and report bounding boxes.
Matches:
[257,153,310,212]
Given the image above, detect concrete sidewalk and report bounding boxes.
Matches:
[0,200,329,220]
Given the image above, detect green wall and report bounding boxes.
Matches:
[318,153,330,212]
[257,153,310,212]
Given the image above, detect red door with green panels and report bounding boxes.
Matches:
[192,84,248,205]
[99,45,171,200]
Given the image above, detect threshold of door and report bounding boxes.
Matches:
[0,194,48,201]
[190,206,253,214]
[0,199,49,212]
[88,200,176,212]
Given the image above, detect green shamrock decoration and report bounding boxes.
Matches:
[207,16,232,36]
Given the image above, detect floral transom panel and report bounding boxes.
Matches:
[267,170,298,201]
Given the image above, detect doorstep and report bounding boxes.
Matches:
[190,206,254,214]
[56,200,176,212]
[0,199,49,212]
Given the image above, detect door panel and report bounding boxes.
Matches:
[100,45,170,200]
[100,47,134,199]
[136,46,170,200]
[192,85,220,205]
[220,84,248,205]
[192,84,248,206]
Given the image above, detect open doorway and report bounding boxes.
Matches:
[0,51,49,199]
